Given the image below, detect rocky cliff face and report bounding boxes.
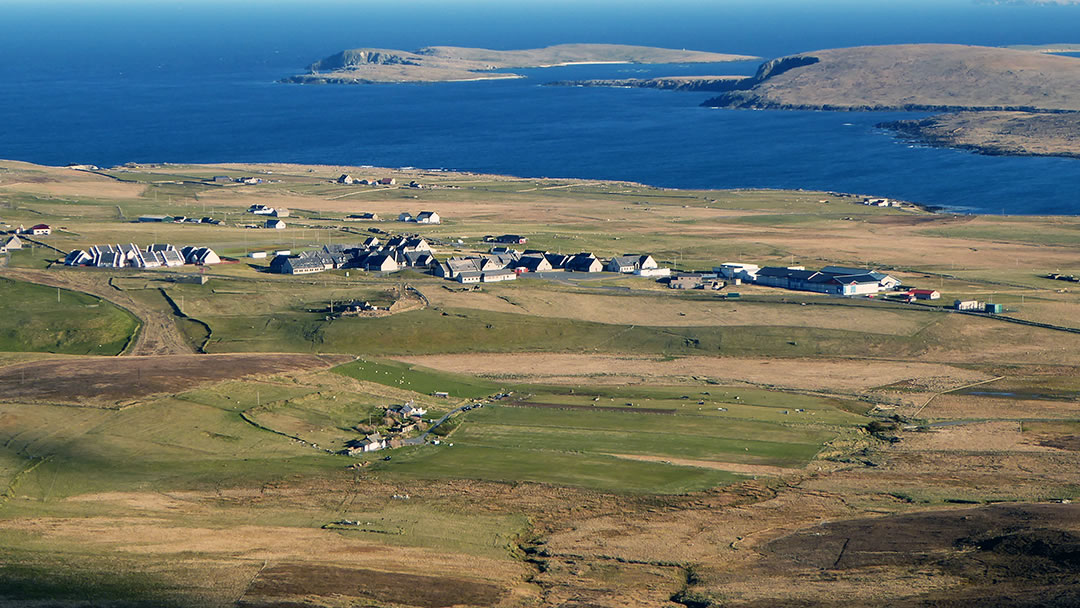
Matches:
[309,50,422,72]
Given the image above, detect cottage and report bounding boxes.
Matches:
[415,211,440,224]
[543,253,571,269]
[2,235,23,251]
[357,433,386,452]
[247,204,275,215]
[265,219,286,230]
[337,174,355,184]
[398,212,414,223]
[378,177,396,186]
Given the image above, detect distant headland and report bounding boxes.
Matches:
[280,43,757,84]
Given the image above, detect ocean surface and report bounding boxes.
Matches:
[3,0,1080,214]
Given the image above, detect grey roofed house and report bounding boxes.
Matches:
[64,249,91,266]
[403,250,434,267]
[362,236,380,248]
[95,251,124,268]
[364,253,399,272]
[482,268,517,282]
[270,254,324,274]
[415,211,440,224]
[514,254,553,272]
[3,235,23,250]
[146,243,175,253]
[606,255,643,273]
[402,237,430,252]
[565,253,602,273]
[161,250,185,267]
[543,253,571,269]
[337,174,354,184]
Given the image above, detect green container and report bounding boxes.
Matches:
[985,303,1003,314]
[727,293,741,299]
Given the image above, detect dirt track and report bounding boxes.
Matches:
[0,268,192,356]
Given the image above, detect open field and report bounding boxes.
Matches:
[2,160,1080,606]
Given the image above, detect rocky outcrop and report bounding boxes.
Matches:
[546,76,749,92]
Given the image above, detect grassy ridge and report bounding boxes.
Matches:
[0,278,138,355]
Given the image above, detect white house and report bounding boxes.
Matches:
[416,211,441,224]
[266,219,286,230]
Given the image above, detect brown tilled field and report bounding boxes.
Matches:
[0,353,350,406]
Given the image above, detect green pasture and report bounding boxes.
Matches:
[0,278,138,355]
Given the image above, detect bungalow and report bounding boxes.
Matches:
[415,211,440,224]
[458,271,482,284]
[606,254,657,274]
[482,268,518,283]
[28,224,51,236]
[391,401,428,418]
[565,253,602,273]
[820,266,901,290]
[266,219,286,230]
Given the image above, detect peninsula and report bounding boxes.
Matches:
[281,43,757,84]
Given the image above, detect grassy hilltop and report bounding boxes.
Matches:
[1,160,1080,606]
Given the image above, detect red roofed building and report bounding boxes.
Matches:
[28,224,51,236]
[908,289,941,300]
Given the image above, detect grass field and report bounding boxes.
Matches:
[0,277,138,355]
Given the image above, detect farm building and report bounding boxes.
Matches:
[27,224,51,236]
[954,300,981,311]
[908,289,941,300]
[249,251,268,259]
[492,234,527,244]
[378,177,396,186]
[348,213,379,221]
[753,265,898,296]
[138,215,168,222]
[270,208,290,218]
[248,204,275,215]
[717,263,760,282]
[270,255,325,275]
[397,212,414,223]
[265,219,286,230]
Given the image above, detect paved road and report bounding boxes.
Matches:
[402,404,472,445]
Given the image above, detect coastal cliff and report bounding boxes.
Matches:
[880,111,1080,159]
[702,44,1080,112]
[283,44,757,84]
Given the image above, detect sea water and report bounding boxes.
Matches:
[2,0,1080,214]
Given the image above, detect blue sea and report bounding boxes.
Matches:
[3,0,1080,214]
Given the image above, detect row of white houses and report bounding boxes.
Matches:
[64,243,221,268]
